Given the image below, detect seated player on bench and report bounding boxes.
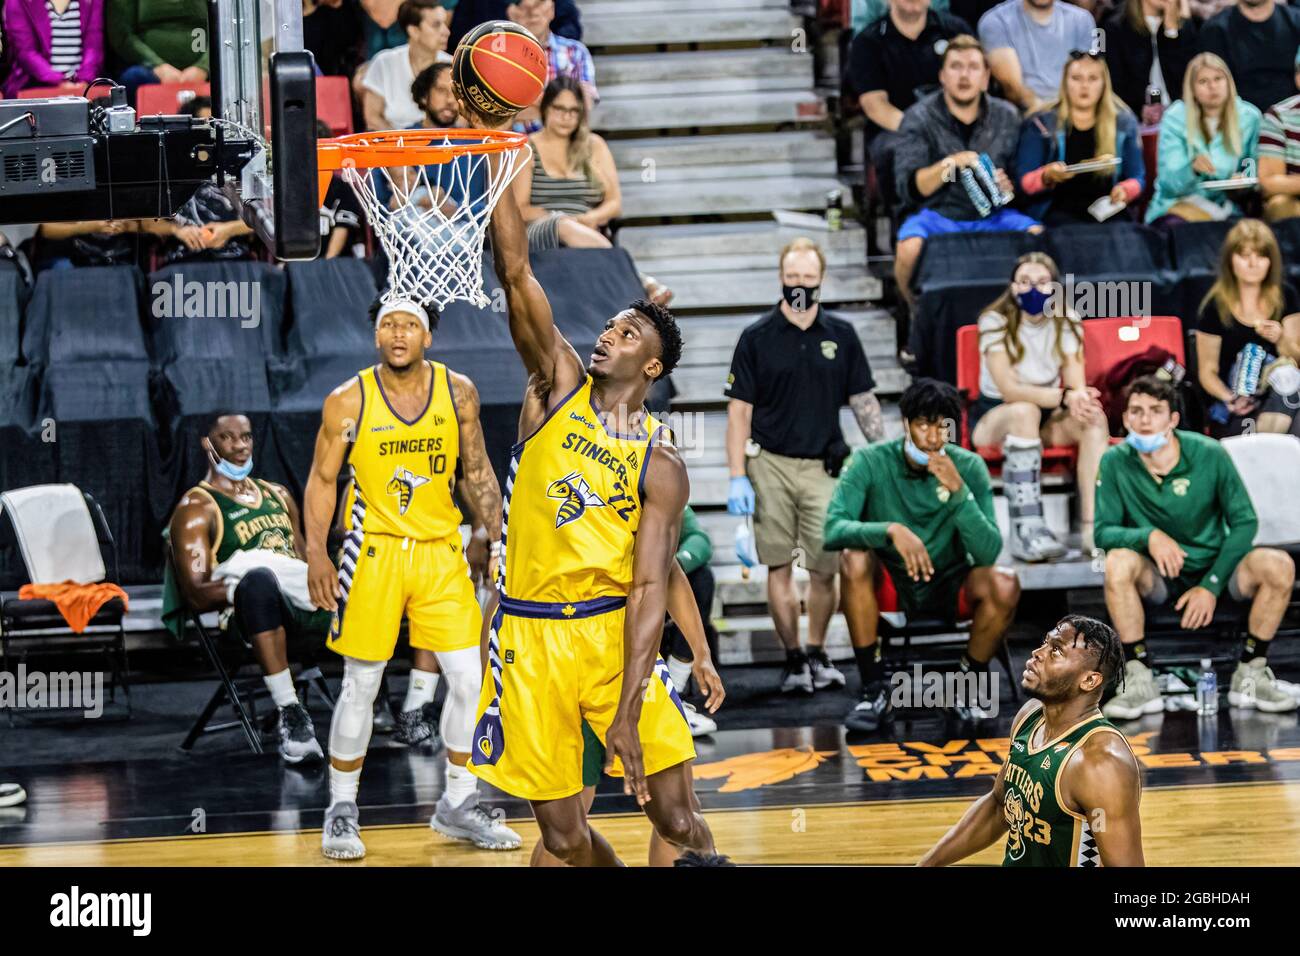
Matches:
[823,378,1022,733]
[168,412,330,762]
[1098,376,1299,720]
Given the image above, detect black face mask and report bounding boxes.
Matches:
[781,283,821,312]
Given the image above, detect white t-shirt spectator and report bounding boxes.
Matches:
[362,44,453,129]
[978,0,1096,102]
[977,310,1080,399]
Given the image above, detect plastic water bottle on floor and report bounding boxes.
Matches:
[1197,659,1219,716]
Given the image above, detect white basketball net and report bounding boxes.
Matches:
[339,132,531,311]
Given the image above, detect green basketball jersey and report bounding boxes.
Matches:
[196,479,298,566]
[1001,707,1129,867]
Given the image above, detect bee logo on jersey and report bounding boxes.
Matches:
[547,471,606,528]
[387,467,431,515]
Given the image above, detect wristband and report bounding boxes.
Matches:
[489,540,501,559]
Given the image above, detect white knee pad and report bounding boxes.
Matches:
[328,657,387,761]
[435,646,483,754]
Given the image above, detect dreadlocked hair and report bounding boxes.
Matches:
[630,297,682,380]
[1058,614,1125,694]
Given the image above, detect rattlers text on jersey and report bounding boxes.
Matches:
[1002,706,1136,867]
[328,361,480,662]
[469,376,695,801]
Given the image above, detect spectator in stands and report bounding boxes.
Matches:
[413,59,460,128]
[973,252,1109,559]
[107,0,208,103]
[824,378,1020,732]
[167,412,331,762]
[893,35,1040,309]
[2,0,104,98]
[32,219,156,271]
[977,0,1095,113]
[1102,0,1197,123]
[303,0,365,78]
[1258,48,1300,221]
[360,0,451,131]
[507,0,596,132]
[450,0,581,49]
[358,0,405,60]
[510,77,672,305]
[1015,52,1145,225]
[1098,375,1298,719]
[724,238,885,697]
[1195,218,1300,438]
[318,121,366,258]
[1145,53,1261,227]
[1199,0,1300,113]
[662,506,720,737]
[848,0,973,212]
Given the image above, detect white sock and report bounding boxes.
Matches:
[328,767,361,809]
[402,669,439,713]
[264,668,298,708]
[667,656,693,696]
[444,761,477,807]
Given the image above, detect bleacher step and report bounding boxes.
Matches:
[594,89,825,133]
[618,219,857,259]
[582,0,789,18]
[656,266,881,310]
[594,48,812,88]
[670,306,893,365]
[608,131,835,172]
[584,9,800,48]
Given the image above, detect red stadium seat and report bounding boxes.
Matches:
[315,75,354,135]
[15,84,112,104]
[135,82,210,115]
[955,324,1077,474]
[1081,315,1185,378]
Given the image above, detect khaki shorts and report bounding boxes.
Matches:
[747,448,838,576]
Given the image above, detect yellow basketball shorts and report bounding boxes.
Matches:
[468,595,696,801]
[327,530,481,662]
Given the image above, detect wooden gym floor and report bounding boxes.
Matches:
[3,708,1300,865]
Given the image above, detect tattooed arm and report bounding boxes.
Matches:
[451,370,503,587]
[849,390,885,443]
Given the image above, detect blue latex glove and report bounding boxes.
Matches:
[727,476,755,515]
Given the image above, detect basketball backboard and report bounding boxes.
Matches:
[210,0,320,259]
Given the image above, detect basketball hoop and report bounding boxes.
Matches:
[317,128,530,310]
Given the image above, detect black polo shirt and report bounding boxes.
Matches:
[724,305,875,459]
[848,9,973,132]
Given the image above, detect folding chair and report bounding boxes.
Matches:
[0,485,130,724]
[875,566,1021,706]
[163,533,335,754]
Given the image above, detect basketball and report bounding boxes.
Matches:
[452,20,547,120]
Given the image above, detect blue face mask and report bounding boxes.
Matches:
[904,436,931,466]
[1125,430,1168,454]
[1016,287,1050,316]
[207,440,253,481]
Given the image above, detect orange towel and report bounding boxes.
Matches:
[18,581,129,633]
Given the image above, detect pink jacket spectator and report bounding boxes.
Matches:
[3,0,106,98]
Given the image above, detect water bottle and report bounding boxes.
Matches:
[735,520,758,581]
[825,189,842,232]
[1233,343,1268,397]
[976,152,1013,206]
[1196,658,1219,716]
[960,167,992,217]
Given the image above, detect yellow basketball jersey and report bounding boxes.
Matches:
[346,361,461,539]
[501,376,669,604]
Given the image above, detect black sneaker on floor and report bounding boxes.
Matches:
[278,703,324,764]
[780,649,813,695]
[844,683,890,734]
[393,703,443,749]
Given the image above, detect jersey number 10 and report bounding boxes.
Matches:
[429,453,448,475]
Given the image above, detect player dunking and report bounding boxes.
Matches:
[920,615,1144,867]
[305,299,521,859]
[463,127,725,867]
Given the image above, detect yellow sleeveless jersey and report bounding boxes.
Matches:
[346,361,462,539]
[501,375,669,604]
